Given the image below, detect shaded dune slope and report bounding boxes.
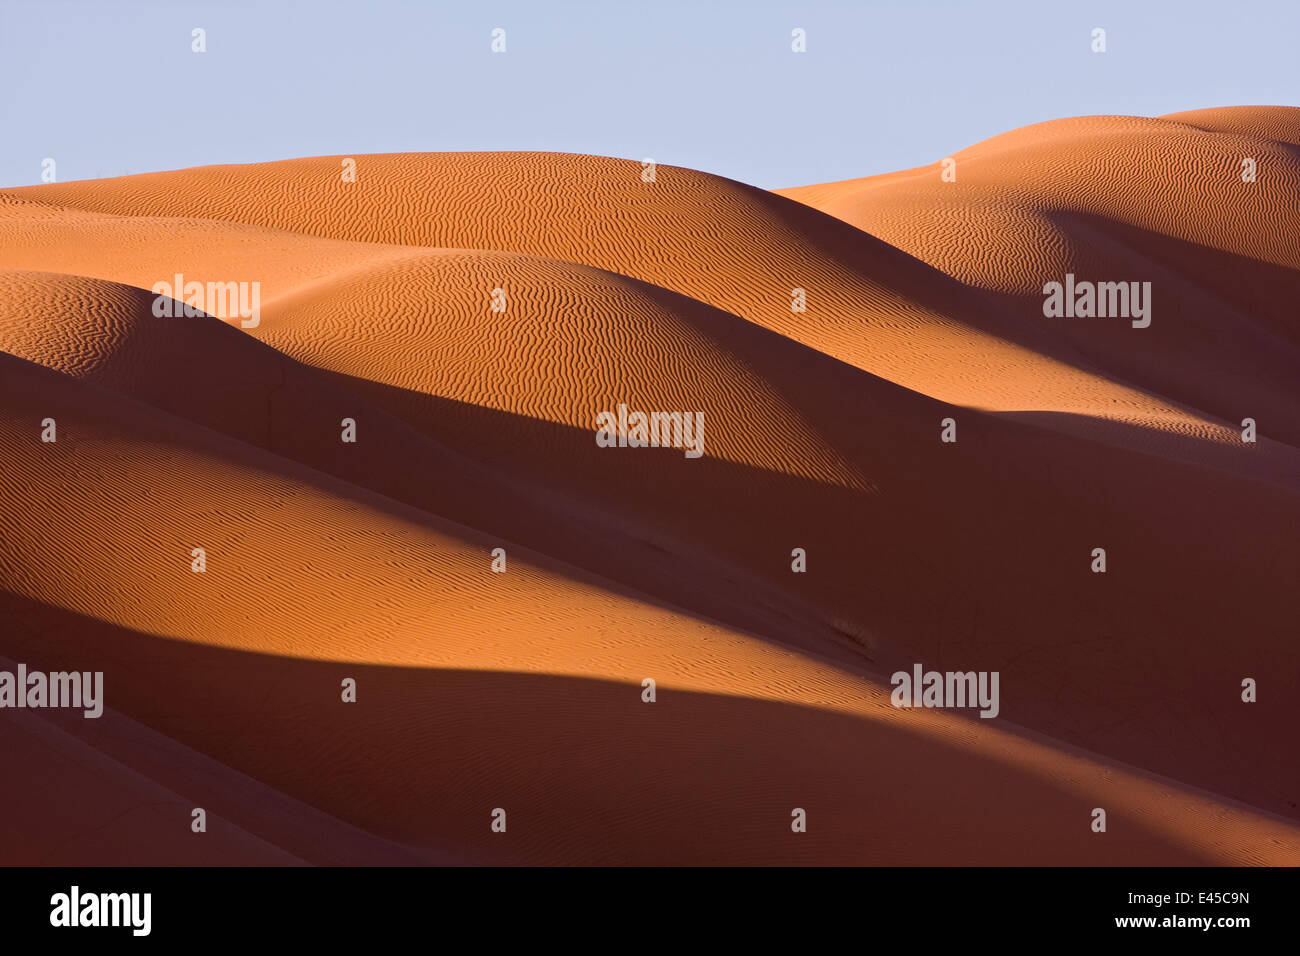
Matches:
[7,348,1295,864]
[778,107,1300,449]
[1,109,1298,864]
[3,149,1265,456]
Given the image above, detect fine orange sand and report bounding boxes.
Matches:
[1,106,1297,864]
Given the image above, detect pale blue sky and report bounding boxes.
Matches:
[2,0,1296,189]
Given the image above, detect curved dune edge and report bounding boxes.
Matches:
[0,146,1273,459]
[776,106,1300,453]
[0,652,431,866]
[5,615,1299,866]
[0,272,1296,862]
[2,110,1298,864]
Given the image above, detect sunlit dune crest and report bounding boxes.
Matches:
[2,107,1298,864]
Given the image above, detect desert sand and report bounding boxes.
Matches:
[0,106,1297,864]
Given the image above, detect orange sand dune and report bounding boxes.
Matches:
[2,149,1267,465]
[1,109,1298,865]
[0,353,1294,864]
[777,106,1300,449]
[0,653,424,866]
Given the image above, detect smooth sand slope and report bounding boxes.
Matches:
[1,107,1298,864]
[5,147,1271,459]
[777,107,1300,450]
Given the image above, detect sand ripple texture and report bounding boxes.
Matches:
[1,108,1298,864]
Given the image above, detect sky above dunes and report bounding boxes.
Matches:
[3,0,1298,189]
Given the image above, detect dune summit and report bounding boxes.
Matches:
[0,106,1298,866]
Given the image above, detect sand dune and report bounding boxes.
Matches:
[777,107,1300,449]
[4,149,1264,459]
[1,107,1298,865]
